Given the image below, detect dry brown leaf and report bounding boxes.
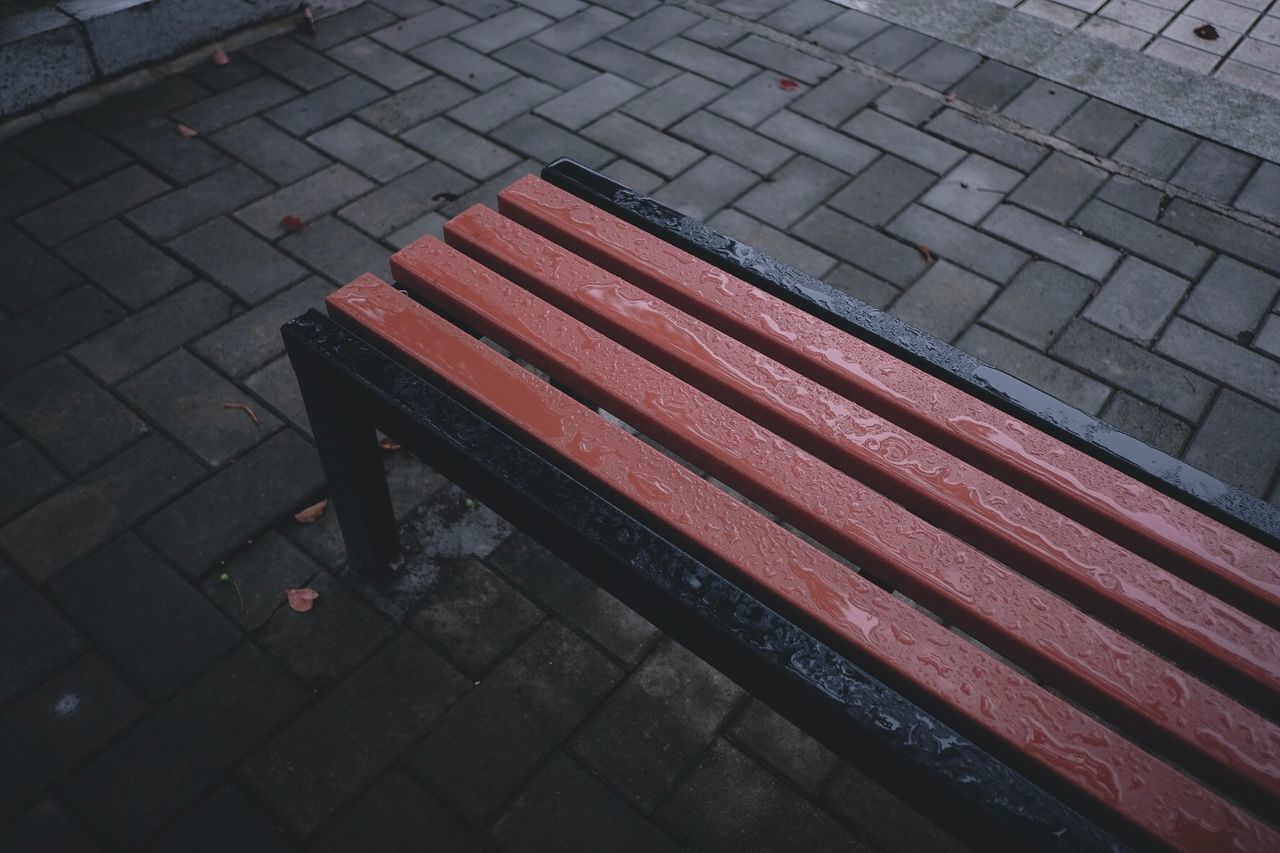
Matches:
[915,243,934,262]
[378,437,401,451]
[212,46,230,65]
[176,123,199,138]
[224,401,259,424]
[778,78,800,90]
[294,499,328,523]
[281,214,306,233]
[1193,23,1219,40]
[286,587,319,612]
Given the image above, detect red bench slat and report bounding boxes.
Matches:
[329,272,1278,853]
[497,175,1280,627]
[391,232,1280,814]
[444,202,1280,716]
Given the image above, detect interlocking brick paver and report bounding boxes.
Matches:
[1074,199,1212,278]
[795,205,927,286]
[1156,317,1280,407]
[1236,161,1280,223]
[243,37,346,91]
[669,111,791,174]
[709,208,837,277]
[789,69,884,127]
[536,73,645,130]
[173,77,299,133]
[900,42,983,90]
[808,8,887,52]
[1007,151,1105,222]
[308,118,427,182]
[128,164,272,242]
[824,263,899,308]
[149,786,296,853]
[952,60,1036,109]
[707,68,804,127]
[873,87,941,125]
[492,113,613,169]
[338,160,473,236]
[851,24,936,71]
[311,769,483,853]
[200,532,320,630]
[170,217,306,303]
[301,2,397,48]
[892,260,999,342]
[1172,140,1258,205]
[193,275,331,377]
[961,324,1112,414]
[622,72,725,129]
[583,112,702,177]
[1255,314,1280,359]
[982,260,1095,349]
[1112,120,1197,179]
[523,0,590,17]
[439,158,536,217]
[0,163,67,221]
[758,0,842,34]
[331,37,434,90]
[1160,198,1280,275]
[1083,256,1190,344]
[728,34,836,83]
[455,7,554,52]
[1179,255,1280,338]
[1000,78,1088,133]
[921,154,1022,225]
[925,110,1047,171]
[729,699,838,795]
[495,39,599,88]
[1103,392,1191,456]
[843,109,965,174]
[757,110,877,175]
[534,6,628,51]
[0,356,147,474]
[10,120,130,186]
[357,75,475,134]
[210,117,331,185]
[0,560,83,706]
[265,75,388,136]
[235,164,375,238]
[449,76,561,132]
[407,38,513,90]
[600,159,666,194]
[654,155,758,221]
[574,38,680,86]
[984,204,1119,280]
[0,443,65,523]
[823,762,968,853]
[651,36,759,86]
[1055,97,1140,156]
[0,286,126,381]
[109,117,233,185]
[827,154,935,226]
[0,224,79,314]
[1095,174,1163,219]
[371,6,477,51]
[736,155,846,228]
[1185,390,1280,496]
[891,204,1029,282]
[608,4,701,50]
[19,165,171,245]
[0,800,99,853]
[59,220,193,309]
[402,118,521,180]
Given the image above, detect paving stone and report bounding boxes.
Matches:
[328,36,430,90]
[1236,161,1280,223]
[872,87,941,125]
[598,158,665,195]
[236,164,375,239]
[706,69,804,127]
[920,154,1022,225]
[1102,392,1191,457]
[1082,256,1189,344]
[1112,120,1196,180]
[573,38,680,86]
[621,72,724,130]
[385,211,450,249]
[128,164,273,242]
[0,356,146,474]
[1095,174,1163,220]
[59,219,193,309]
[1171,140,1258,205]
[149,786,296,853]
[521,0,589,17]
[823,263,899,308]
[409,620,619,821]
[282,216,395,285]
[1156,317,1280,408]
[669,111,789,175]
[982,261,1094,349]
[0,163,68,221]
[1055,98,1140,156]
[1179,255,1279,339]
[736,155,845,228]
[951,60,1036,109]
[608,4,701,50]
[0,652,143,822]
[960,324,1111,414]
[244,37,346,91]
[141,429,326,573]
[495,39,598,89]
[759,0,842,34]
[374,0,444,16]
[583,112,702,178]
[184,54,264,93]
[210,117,332,185]
[708,208,837,277]
[455,7,553,52]
[798,205,931,287]
[360,76,475,136]
[51,533,240,700]
[170,217,307,303]
[654,156,758,221]
[439,157,538,218]
[408,556,542,676]
[890,204,1028,282]
[1006,151,1105,222]
[18,165,171,245]
[0,800,99,853]
[1184,390,1280,495]
[789,69,884,127]
[851,24,937,71]
[488,532,658,664]
[717,0,790,19]
[266,76,388,136]
[728,699,838,795]
[492,113,612,169]
[173,77,300,133]
[808,8,888,52]
[109,117,233,185]
[536,72,645,130]
[403,119,518,181]
[1254,314,1280,359]
[1000,78,1088,133]
[9,120,131,186]
[449,76,561,132]
[822,761,969,853]
[728,34,835,84]
[900,42,983,90]
[0,223,80,315]
[405,38,511,91]
[79,74,210,129]
[983,204,1119,280]
[891,260,999,342]
[310,768,482,853]
[1160,199,1280,277]
[308,118,427,182]
[494,751,680,852]
[70,281,235,385]
[534,6,627,51]
[658,739,866,852]
[574,639,741,810]
[371,6,477,51]
[62,643,306,849]
[650,36,758,86]
[1050,319,1214,419]
[0,286,125,381]
[0,442,65,522]
[199,531,320,630]
[1074,200,1212,278]
[925,110,1046,171]
[338,160,472,236]
[300,1,396,49]
[757,110,877,175]
[843,109,964,174]
[0,560,84,706]
[245,632,465,835]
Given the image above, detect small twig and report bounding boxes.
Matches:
[218,572,245,613]
[224,402,259,424]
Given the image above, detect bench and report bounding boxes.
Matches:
[283,158,1280,852]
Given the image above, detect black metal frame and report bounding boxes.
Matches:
[541,158,1280,551]
[283,309,1131,852]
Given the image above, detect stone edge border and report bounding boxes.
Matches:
[0,0,303,118]
[832,0,1280,165]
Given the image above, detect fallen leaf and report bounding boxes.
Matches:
[378,437,401,451]
[1236,329,1255,345]
[300,4,317,35]
[915,243,934,262]
[294,499,328,523]
[432,191,461,202]
[281,214,306,233]
[286,587,319,612]
[176,123,199,137]
[224,401,259,424]
[1193,23,1219,40]
[212,46,230,66]
[778,78,800,90]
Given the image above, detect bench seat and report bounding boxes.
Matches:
[285,164,1280,853]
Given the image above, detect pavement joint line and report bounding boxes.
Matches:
[674,0,1280,242]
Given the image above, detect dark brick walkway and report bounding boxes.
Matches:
[3,0,1280,849]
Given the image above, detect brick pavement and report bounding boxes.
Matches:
[2,0,1280,849]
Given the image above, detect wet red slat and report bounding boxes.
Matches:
[392,232,1280,816]
[444,204,1280,724]
[329,272,1279,853]
[496,175,1280,627]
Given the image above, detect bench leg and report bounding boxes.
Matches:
[293,355,400,576]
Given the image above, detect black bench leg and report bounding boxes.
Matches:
[292,351,400,576]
